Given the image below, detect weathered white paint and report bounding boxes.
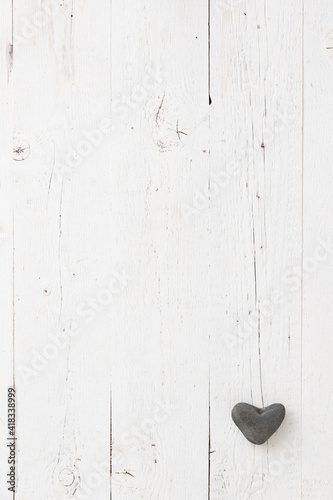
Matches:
[0,1,333,499]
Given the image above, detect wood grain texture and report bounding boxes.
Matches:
[303,1,333,498]
[0,0,332,498]
[11,1,111,498]
[209,1,302,498]
[0,3,14,500]
[110,1,210,498]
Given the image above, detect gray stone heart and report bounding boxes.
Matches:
[232,403,286,445]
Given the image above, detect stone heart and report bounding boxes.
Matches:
[232,403,286,445]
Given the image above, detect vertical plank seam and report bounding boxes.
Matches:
[11,2,15,497]
[11,0,13,45]
[12,213,16,500]
[110,0,113,497]
[208,0,211,105]
[257,309,264,407]
[58,177,64,326]
[110,392,112,500]
[208,375,211,500]
[208,1,211,498]
[301,0,305,496]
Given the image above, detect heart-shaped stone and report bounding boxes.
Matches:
[232,403,285,445]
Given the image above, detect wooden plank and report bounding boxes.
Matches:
[12,1,111,498]
[302,1,333,497]
[209,1,303,498]
[0,3,14,499]
[110,0,210,498]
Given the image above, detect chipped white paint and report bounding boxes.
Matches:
[0,1,333,499]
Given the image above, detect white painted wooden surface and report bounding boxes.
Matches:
[0,1,333,499]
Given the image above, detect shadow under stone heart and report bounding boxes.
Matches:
[232,403,286,445]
